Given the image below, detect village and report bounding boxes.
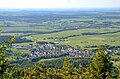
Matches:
[10,43,119,59]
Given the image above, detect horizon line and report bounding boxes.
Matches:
[0,7,120,9]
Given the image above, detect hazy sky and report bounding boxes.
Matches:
[0,0,120,9]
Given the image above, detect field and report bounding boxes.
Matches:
[0,10,120,48]
[25,28,120,48]
[0,9,120,67]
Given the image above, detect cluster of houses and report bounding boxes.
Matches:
[105,49,119,55]
[30,44,95,58]
[11,43,119,59]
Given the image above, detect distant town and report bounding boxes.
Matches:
[10,43,119,59]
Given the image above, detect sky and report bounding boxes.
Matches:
[0,0,120,9]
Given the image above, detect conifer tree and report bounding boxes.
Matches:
[62,56,74,79]
[0,36,15,77]
[89,47,118,79]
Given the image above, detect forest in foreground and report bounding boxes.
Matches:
[0,37,120,79]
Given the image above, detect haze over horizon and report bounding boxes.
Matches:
[0,0,120,9]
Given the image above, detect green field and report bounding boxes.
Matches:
[23,28,120,48]
[0,10,120,67]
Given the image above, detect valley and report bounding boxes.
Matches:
[0,9,120,67]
